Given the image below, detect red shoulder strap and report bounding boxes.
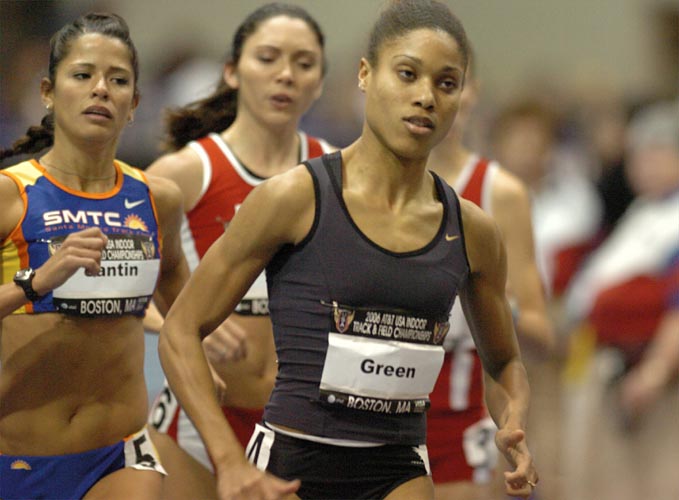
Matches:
[195,135,224,165]
[306,136,325,159]
[461,158,490,207]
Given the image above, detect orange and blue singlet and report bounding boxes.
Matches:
[0,159,161,317]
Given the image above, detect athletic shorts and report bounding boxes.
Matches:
[0,426,165,500]
[427,410,497,484]
[149,380,262,471]
[246,422,430,499]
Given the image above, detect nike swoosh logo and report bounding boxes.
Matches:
[445,234,460,241]
[125,199,145,209]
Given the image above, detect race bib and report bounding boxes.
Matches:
[319,302,449,414]
[51,234,160,316]
[235,272,269,316]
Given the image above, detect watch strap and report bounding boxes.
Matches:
[14,268,42,302]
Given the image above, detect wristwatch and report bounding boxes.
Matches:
[14,267,42,301]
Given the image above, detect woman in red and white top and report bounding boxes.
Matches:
[145,4,334,499]
[426,53,554,500]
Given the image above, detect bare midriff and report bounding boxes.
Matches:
[0,313,148,455]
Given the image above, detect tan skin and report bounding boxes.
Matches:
[0,33,189,499]
[427,69,552,500]
[144,15,329,500]
[160,28,536,500]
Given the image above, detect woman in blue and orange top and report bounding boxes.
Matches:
[0,13,187,499]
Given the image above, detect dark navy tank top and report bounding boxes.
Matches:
[263,152,470,445]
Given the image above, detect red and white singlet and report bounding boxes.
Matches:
[149,132,331,471]
[427,155,499,484]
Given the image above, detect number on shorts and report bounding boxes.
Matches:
[246,431,265,464]
[133,433,157,468]
[149,385,176,431]
[462,417,498,469]
[245,424,274,470]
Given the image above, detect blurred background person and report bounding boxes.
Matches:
[619,249,679,420]
[490,99,603,299]
[575,89,636,235]
[561,99,679,500]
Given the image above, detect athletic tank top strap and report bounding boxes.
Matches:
[194,134,225,172]
[304,134,331,158]
[460,157,490,208]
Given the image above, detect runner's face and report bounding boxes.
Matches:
[227,15,324,128]
[42,33,138,147]
[360,28,465,160]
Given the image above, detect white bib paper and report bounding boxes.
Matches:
[320,333,444,399]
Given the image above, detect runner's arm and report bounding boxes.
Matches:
[158,165,314,498]
[459,199,536,498]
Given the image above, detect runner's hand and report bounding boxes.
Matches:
[32,227,108,295]
[203,317,248,364]
[495,427,538,498]
[216,462,300,500]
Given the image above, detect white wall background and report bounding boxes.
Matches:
[2,0,676,155]
[59,0,677,103]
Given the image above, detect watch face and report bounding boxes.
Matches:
[15,268,32,281]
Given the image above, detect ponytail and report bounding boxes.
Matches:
[161,80,237,152]
[0,113,54,164]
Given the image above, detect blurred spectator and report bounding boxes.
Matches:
[561,99,679,500]
[565,100,679,356]
[491,99,603,296]
[578,93,636,233]
[619,250,679,422]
